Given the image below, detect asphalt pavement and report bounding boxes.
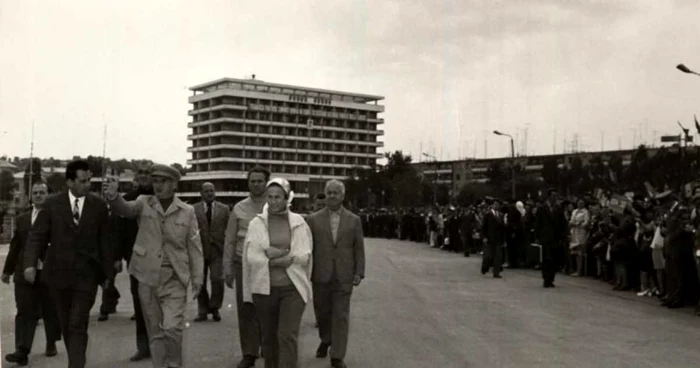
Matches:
[2,239,700,367]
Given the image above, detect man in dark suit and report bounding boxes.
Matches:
[2,182,61,366]
[193,182,229,322]
[481,197,505,278]
[23,160,115,368]
[306,179,365,368]
[535,189,568,288]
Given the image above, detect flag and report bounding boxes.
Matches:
[695,114,700,135]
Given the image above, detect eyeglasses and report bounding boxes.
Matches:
[32,191,47,195]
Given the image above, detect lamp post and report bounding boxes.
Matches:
[422,152,438,204]
[677,63,700,77]
[493,130,516,199]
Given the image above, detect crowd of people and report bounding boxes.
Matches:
[2,160,365,368]
[359,188,700,311]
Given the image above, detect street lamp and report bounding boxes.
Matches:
[677,63,700,77]
[493,130,516,199]
[422,152,438,204]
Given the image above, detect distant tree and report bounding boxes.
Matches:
[46,172,67,194]
[23,158,42,198]
[541,158,559,188]
[0,170,16,200]
[486,161,506,186]
[171,163,187,176]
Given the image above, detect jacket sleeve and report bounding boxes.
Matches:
[25,207,51,272]
[242,219,267,303]
[353,215,366,278]
[186,209,204,286]
[2,218,23,276]
[291,220,312,268]
[109,195,144,219]
[99,204,115,282]
[223,207,238,278]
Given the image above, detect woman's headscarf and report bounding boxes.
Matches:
[516,201,526,217]
[262,177,295,214]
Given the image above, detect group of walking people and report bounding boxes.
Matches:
[3,160,365,368]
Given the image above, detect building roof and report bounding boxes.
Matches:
[0,160,19,172]
[190,77,384,103]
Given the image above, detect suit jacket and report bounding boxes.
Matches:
[193,200,229,260]
[306,207,365,284]
[109,194,203,288]
[482,210,505,246]
[535,203,568,248]
[3,210,48,284]
[24,192,114,290]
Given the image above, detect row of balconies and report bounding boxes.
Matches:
[190,161,356,179]
[188,141,380,156]
[190,150,374,166]
[191,123,378,143]
[190,98,381,121]
[191,109,382,129]
[187,130,384,148]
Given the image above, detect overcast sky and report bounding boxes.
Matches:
[1,0,699,166]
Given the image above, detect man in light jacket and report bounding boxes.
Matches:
[104,164,203,368]
[306,180,365,368]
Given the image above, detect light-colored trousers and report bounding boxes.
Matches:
[139,266,187,368]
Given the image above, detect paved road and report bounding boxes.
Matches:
[2,239,700,367]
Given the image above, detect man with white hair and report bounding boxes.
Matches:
[306,179,365,368]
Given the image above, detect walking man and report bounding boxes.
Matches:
[3,182,61,366]
[24,160,115,368]
[194,182,229,322]
[223,166,269,368]
[535,189,568,288]
[481,197,505,278]
[306,179,365,368]
[104,163,203,368]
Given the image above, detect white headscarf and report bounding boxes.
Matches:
[516,201,526,217]
[261,177,295,214]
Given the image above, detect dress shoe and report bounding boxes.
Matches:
[194,314,208,322]
[493,274,502,279]
[5,352,28,366]
[46,342,58,357]
[212,310,221,322]
[331,358,347,368]
[316,342,330,358]
[98,313,109,322]
[129,350,151,362]
[237,356,257,368]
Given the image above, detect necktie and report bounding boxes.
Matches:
[73,198,80,225]
[206,203,212,226]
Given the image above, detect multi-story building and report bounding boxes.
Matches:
[177,76,385,207]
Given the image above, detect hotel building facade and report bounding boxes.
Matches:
[177,77,385,208]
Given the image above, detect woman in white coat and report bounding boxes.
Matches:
[242,178,312,368]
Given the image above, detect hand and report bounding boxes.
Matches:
[225,274,234,289]
[264,247,289,259]
[353,274,363,286]
[192,282,202,297]
[24,267,36,284]
[101,176,120,200]
[1,274,10,284]
[114,260,123,273]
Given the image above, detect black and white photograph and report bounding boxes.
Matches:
[1,1,700,367]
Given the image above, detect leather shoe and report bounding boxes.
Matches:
[316,342,330,358]
[5,352,28,366]
[194,314,208,322]
[46,342,58,357]
[331,358,347,368]
[212,310,221,322]
[98,313,109,322]
[493,274,502,279]
[129,350,151,362]
[237,356,256,368]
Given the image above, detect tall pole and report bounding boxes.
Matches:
[101,123,108,198]
[510,137,516,199]
[27,120,35,204]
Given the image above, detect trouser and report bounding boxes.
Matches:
[130,274,150,354]
[429,231,437,247]
[313,280,353,361]
[51,283,98,368]
[139,266,187,368]
[481,242,502,276]
[99,279,120,314]
[197,257,224,315]
[253,285,306,368]
[234,259,262,359]
[542,245,563,284]
[14,275,61,355]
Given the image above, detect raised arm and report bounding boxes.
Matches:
[108,195,144,219]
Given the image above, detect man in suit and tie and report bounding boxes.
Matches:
[23,160,115,368]
[481,197,505,278]
[306,179,365,368]
[104,163,203,368]
[3,182,61,366]
[535,189,568,288]
[193,182,229,322]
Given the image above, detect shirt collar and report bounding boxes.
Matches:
[68,190,84,204]
[328,206,343,215]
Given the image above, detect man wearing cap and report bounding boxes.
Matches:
[481,197,505,278]
[306,179,365,368]
[103,163,203,368]
[193,182,229,322]
[535,189,567,288]
[223,166,269,368]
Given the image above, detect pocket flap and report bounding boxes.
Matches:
[133,244,147,256]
